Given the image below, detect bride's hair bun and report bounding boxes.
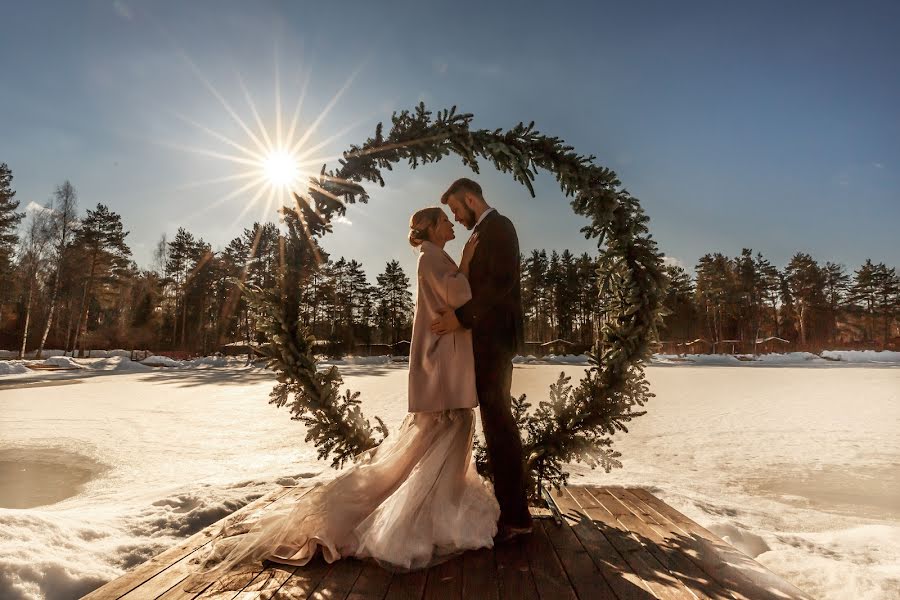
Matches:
[409,207,444,248]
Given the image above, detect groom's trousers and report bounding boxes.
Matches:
[473,344,532,529]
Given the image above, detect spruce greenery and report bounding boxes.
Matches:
[242,104,667,495]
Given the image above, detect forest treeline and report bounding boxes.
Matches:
[0,169,898,358]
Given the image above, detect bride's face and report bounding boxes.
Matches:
[429,212,455,245]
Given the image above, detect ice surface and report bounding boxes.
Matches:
[0,362,898,599]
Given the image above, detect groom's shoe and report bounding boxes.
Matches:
[494,524,533,544]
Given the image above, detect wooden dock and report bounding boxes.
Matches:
[83,485,812,600]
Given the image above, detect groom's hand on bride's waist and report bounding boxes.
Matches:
[431,310,461,335]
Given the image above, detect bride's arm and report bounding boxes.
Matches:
[420,250,472,309]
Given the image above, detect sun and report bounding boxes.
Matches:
[263,150,300,187]
[168,57,367,228]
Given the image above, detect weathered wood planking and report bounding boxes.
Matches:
[83,486,811,600]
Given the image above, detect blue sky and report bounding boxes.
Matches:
[1,0,898,281]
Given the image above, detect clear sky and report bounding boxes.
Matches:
[2,0,898,282]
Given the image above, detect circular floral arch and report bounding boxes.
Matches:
[246,105,666,498]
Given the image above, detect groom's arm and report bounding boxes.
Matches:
[455,216,519,329]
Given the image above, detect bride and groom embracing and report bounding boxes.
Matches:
[188,177,532,585]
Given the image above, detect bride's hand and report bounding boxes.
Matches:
[460,233,479,276]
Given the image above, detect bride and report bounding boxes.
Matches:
[186,207,499,589]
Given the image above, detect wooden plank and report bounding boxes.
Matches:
[524,521,578,600]
[189,564,271,600]
[308,558,364,600]
[566,487,694,600]
[134,487,310,600]
[346,563,393,600]
[84,487,296,600]
[549,487,655,600]
[269,556,334,600]
[382,570,427,600]
[494,538,539,600]
[628,489,813,600]
[604,488,738,600]
[461,548,498,600]
[231,565,298,599]
[592,487,732,600]
[423,555,463,600]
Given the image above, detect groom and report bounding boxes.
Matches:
[431,178,533,542]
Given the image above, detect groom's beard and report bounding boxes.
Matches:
[460,205,477,229]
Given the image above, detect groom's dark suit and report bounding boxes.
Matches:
[455,209,531,529]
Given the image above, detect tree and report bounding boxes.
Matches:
[522,250,548,342]
[822,262,849,344]
[660,263,697,343]
[17,209,53,357]
[575,252,601,344]
[375,260,412,346]
[695,253,736,344]
[785,253,825,347]
[871,263,900,345]
[70,204,132,355]
[754,252,782,338]
[850,259,878,341]
[37,181,79,358]
[0,163,23,291]
[165,228,204,347]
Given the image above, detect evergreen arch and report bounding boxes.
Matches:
[245,104,667,497]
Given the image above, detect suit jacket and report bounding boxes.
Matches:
[455,210,524,356]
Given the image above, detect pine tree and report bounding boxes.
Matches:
[165,228,202,348]
[375,260,412,346]
[522,250,548,342]
[695,253,736,344]
[575,252,600,344]
[850,259,878,342]
[822,262,849,344]
[70,204,132,355]
[0,163,27,351]
[785,252,826,347]
[871,263,900,345]
[754,252,782,338]
[0,163,23,293]
[661,264,696,344]
[735,249,763,346]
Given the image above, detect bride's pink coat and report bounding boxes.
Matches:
[408,241,478,413]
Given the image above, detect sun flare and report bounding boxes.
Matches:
[263,150,300,187]
[169,58,364,228]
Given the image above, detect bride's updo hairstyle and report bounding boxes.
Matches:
[408,207,444,247]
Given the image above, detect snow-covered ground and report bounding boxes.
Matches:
[0,360,898,599]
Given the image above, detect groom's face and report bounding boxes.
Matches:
[446,193,478,230]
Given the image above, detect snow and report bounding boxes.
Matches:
[821,350,900,364]
[1,362,897,599]
[139,355,184,368]
[83,357,153,372]
[0,362,31,375]
[513,353,590,365]
[42,356,85,369]
[317,355,395,366]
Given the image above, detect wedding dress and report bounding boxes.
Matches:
[185,241,499,591]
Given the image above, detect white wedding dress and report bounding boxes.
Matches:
[185,243,499,591]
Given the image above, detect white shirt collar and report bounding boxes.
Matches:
[474,207,496,229]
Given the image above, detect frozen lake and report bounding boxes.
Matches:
[1,362,898,599]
